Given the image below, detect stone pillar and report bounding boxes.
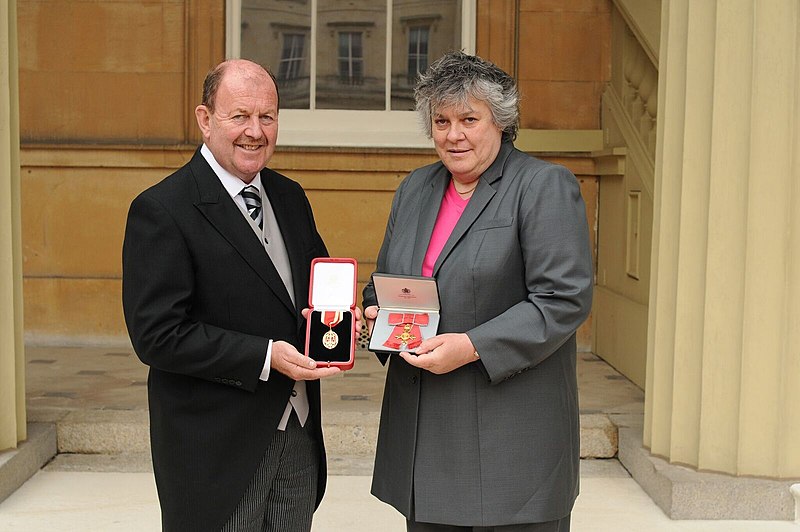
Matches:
[645,0,800,477]
[0,0,26,450]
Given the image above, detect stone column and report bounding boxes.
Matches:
[645,0,800,477]
[0,0,26,450]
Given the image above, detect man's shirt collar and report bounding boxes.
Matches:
[200,143,262,199]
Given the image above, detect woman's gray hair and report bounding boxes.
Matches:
[415,51,519,141]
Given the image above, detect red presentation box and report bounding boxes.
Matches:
[304,257,358,370]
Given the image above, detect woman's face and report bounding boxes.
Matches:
[432,97,503,184]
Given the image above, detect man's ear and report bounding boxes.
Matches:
[195,105,211,139]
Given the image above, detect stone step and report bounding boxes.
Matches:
[32,409,617,475]
[0,424,57,504]
[24,346,638,476]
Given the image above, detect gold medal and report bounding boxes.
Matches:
[383,313,428,350]
[322,330,339,349]
[321,311,344,350]
[395,323,416,345]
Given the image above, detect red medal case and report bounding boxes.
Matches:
[304,257,358,370]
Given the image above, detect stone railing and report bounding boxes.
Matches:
[621,26,658,159]
[601,0,660,196]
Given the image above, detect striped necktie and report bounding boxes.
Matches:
[241,185,262,230]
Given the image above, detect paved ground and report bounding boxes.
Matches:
[2,345,797,530]
[1,466,797,531]
[22,345,645,419]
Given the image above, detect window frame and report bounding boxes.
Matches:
[226,0,476,148]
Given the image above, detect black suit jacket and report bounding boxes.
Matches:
[122,149,328,531]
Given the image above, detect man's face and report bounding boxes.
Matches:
[431,97,503,184]
[195,62,279,183]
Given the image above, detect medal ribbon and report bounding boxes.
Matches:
[321,311,344,350]
[322,311,344,329]
[382,313,429,350]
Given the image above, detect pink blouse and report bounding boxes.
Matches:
[422,181,471,277]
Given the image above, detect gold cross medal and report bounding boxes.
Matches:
[395,324,416,346]
[321,311,344,350]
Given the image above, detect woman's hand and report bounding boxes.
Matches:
[399,333,478,375]
[352,306,363,335]
[363,305,379,336]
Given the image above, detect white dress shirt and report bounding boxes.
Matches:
[200,144,309,429]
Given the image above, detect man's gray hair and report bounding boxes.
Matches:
[414,51,519,141]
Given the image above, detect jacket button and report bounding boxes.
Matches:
[291,389,298,397]
[411,375,417,384]
[235,381,242,386]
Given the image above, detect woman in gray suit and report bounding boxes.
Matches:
[363,51,593,531]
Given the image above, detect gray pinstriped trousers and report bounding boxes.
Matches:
[221,412,319,532]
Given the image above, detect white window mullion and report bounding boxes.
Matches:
[463,0,476,55]
[385,0,393,111]
[226,1,241,59]
[310,0,317,110]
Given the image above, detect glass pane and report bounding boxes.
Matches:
[391,0,462,110]
[241,0,311,109]
[317,0,386,110]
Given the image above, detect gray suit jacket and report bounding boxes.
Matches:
[363,141,593,526]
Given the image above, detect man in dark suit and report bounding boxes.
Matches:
[122,59,349,531]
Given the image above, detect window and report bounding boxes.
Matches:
[276,32,309,107]
[278,33,305,81]
[229,0,475,147]
[407,26,429,85]
[338,32,364,85]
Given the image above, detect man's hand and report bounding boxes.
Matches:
[270,340,340,381]
[398,333,478,375]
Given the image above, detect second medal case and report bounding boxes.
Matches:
[304,257,358,370]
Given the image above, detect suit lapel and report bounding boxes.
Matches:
[432,141,514,277]
[264,171,310,327]
[411,166,450,275]
[189,152,296,315]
